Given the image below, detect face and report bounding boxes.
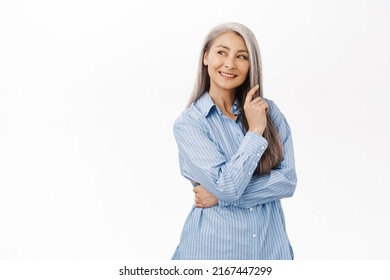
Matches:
[203,32,250,95]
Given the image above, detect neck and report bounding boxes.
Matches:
[209,88,236,114]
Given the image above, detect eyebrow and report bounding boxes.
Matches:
[216,45,248,53]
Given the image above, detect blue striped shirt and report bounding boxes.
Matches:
[172,92,297,260]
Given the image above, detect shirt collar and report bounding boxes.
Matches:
[195,92,241,117]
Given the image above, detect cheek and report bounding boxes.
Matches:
[238,60,249,72]
[207,60,221,76]
[209,57,223,68]
[240,65,250,79]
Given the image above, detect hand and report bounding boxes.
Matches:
[243,85,269,135]
[193,185,218,208]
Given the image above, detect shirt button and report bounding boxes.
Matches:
[252,234,256,238]
[261,146,265,150]
[248,172,251,176]
[256,153,260,157]
[249,208,253,211]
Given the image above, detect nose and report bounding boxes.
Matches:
[224,57,236,69]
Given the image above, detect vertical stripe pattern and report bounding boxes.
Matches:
[172,93,297,260]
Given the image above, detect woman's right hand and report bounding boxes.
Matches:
[243,85,269,135]
[193,185,218,208]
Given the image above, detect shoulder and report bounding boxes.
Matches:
[265,98,282,119]
[173,104,209,134]
[265,98,291,132]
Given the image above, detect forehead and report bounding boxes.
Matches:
[211,32,247,50]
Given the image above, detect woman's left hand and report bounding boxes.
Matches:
[193,185,218,208]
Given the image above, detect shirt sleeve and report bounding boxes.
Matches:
[173,116,269,201]
[219,101,297,208]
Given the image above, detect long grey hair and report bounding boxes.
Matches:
[187,22,283,175]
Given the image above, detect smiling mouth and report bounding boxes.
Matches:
[219,71,237,78]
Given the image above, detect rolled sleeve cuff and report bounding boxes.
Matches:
[239,131,268,160]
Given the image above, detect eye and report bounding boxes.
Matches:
[217,51,226,56]
[237,54,248,60]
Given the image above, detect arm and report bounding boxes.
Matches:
[174,119,267,201]
[230,124,296,208]
[220,101,297,208]
[194,117,296,209]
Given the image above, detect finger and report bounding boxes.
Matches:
[245,85,260,104]
[250,100,268,111]
[258,100,268,107]
[252,99,268,108]
[251,96,263,104]
[260,101,269,113]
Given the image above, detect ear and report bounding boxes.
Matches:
[203,51,209,66]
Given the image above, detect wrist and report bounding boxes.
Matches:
[249,128,264,136]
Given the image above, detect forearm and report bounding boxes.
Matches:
[219,118,297,208]
[219,168,296,208]
[181,131,268,201]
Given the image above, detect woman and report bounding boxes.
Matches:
[172,22,297,260]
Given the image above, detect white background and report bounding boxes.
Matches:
[1,0,389,260]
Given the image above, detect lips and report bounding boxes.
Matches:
[219,71,237,78]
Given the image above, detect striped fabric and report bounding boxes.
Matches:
[172,92,297,260]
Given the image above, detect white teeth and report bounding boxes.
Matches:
[220,72,236,78]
